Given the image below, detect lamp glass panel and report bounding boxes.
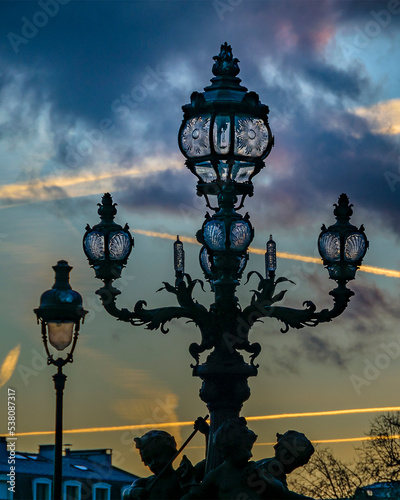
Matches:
[109,231,131,261]
[344,233,366,262]
[218,161,229,181]
[180,116,211,158]
[84,231,105,260]
[48,321,74,351]
[200,246,213,277]
[204,220,226,251]
[319,232,340,262]
[234,117,269,158]
[231,162,255,183]
[230,221,252,251]
[213,115,231,154]
[194,162,217,183]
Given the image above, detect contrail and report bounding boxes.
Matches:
[254,435,400,447]
[13,406,400,438]
[132,229,400,279]
[245,406,400,421]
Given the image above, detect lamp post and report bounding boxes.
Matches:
[83,44,368,472]
[34,261,87,500]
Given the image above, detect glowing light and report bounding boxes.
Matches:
[131,230,400,279]
[0,345,21,389]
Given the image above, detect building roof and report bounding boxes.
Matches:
[0,437,138,484]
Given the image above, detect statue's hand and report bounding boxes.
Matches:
[194,416,209,436]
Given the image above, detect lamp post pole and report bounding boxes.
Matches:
[83,44,369,472]
[53,363,67,500]
[35,261,87,500]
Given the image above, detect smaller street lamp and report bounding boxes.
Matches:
[319,193,368,282]
[34,260,87,500]
[83,192,133,309]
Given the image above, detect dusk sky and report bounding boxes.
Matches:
[1,0,400,478]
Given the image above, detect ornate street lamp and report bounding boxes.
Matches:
[34,261,87,500]
[83,44,368,472]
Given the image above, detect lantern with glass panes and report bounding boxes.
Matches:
[319,193,368,282]
[196,184,253,286]
[83,192,133,282]
[34,260,87,357]
[178,42,274,208]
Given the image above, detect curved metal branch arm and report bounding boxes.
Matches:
[95,281,136,322]
[95,275,210,335]
[240,273,355,334]
[312,281,355,323]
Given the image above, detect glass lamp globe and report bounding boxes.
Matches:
[201,217,253,253]
[47,321,75,351]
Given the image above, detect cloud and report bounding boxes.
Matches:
[354,99,400,134]
[0,158,183,207]
[0,344,21,389]
[258,276,400,373]
[0,0,399,236]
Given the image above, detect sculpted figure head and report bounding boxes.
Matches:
[134,430,177,475]
[214,417,257,465]
[274,430,314,474]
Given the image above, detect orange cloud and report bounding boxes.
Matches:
[354,99,400,135]
[0,345,21,389]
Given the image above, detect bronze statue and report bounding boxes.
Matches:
[182,418,314,499]
[123,430,184,499]
[123,417,209,500]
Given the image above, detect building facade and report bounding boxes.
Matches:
[0,437,138,500]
